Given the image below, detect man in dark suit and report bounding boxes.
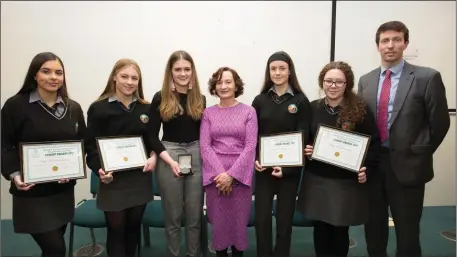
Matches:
[358,21,450,257]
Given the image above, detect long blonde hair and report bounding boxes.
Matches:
[97,58,148,104]
[159,50,204,121]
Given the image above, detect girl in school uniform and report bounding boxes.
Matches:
[84,58,158,257]
[296,61,381,257]
[252,51,313,257]
[1,52,86,257]
[148,50,206,257]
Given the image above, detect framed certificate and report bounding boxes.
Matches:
[20,140,87,184]
[311,124,371,172]
[96,136,148,173]
[259,131,304,167]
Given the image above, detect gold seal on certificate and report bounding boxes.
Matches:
[20,140,87,184]
[259,131,304,167]
[96,136,148,173]
[311,124,371,172]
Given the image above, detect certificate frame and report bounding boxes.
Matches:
[259,131,304,168]
[96,135,148,173]
[310,124,371,172]
[19,140,87,184]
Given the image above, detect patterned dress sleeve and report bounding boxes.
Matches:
[226,107,258,187]
[200,109,226,186]
[251,95,261,160]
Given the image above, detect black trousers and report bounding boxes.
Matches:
[313,220,349,257]
[254,172,300,257]
[364,149,425,257]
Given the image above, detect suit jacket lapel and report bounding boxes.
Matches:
[390,62,414,126]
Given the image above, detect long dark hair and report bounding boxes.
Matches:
[17,52,69,104]
[260,51,303,94]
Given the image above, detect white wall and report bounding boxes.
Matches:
[424,116,456,206]
[335,1,456,108]
[0,1,332,219]
[334,1,456,206]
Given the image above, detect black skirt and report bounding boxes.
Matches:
[296,171,369,226]
[13,187,75,234]
[96,169,154,212]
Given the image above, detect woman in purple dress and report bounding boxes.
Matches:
[200,67,258,257]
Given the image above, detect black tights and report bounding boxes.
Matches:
[104,204,146,257]
[313,220,350,257]
[30,225,67,257]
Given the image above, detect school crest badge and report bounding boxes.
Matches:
[288,104,298,114]
[140,114,149,123]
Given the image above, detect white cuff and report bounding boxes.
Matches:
[9,171,20,180]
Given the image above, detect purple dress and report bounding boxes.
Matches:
[200,103,258,251]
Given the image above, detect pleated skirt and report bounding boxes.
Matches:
[297,171,369,226]
[96,169,154,212]
[13,187,75,234]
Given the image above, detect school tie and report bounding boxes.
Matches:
[377,69,392,142]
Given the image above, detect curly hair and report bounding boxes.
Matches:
[208,67,244,98]
[318,61,366,130]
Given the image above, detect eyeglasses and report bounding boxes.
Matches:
[323,79,346,87]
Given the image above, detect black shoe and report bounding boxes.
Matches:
[216,248,229,257]
[231,246,243,257]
